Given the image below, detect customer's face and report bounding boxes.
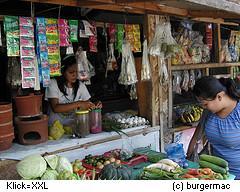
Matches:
[197,93,223,113]
[64,64,78,84]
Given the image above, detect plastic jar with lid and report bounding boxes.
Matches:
[89,109,102,134]
[75,110,89,138]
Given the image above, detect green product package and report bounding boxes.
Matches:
[115,24,124,52]
[69,20,78,42]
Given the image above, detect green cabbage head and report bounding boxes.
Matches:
[41,169,59,180]
[16,154,47,179]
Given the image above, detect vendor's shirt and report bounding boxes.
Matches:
[205,102,240,176]
[45,79,91,125]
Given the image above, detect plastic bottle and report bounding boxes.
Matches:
[89,109,102,134]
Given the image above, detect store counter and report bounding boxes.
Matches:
[0,126,160,162]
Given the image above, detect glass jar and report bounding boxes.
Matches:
[75,110,89,138]
[89,109,102,134]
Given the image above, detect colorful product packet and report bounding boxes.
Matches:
[4,16,20,56]
[69,19,78,42]
[36,17,50,87]
[19,16,36,88]
[45,18,61,76]
[89,21,97,52]
[58,19,70,47]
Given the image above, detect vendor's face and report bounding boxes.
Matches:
[197,95,222,113]
[64,64,78,84]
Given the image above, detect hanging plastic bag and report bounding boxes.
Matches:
[75,46,95,83]
[172,71,182,94]
[148,23,164,56]
[181,70,190,92]
[141,39,151,81]
[188,69,195,90]
[105,43,117,78]
[118,39,138,85]
[129,84,137,100]
[159,57,169,86]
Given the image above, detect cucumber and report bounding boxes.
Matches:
[199,160,227,175]
[199,154,228,168]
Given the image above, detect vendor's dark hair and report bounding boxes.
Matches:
[55,55,79,99]
[193,76,240,100]
[193,76,240,101]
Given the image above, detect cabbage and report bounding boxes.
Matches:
[56,156,73,174]
[41,169,58,180]
[57,170,79,180]
[16,154,47,179]
[44,155,58,170]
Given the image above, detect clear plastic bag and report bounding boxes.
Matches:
[188,69,195,90]
[181,70,190,92]
[159,57,169,86]
[148,17,176,57]
[141,39,151,81]
[172,71,182,94]
[75,47,95,84]
[105,43,117,78]
[118,39,138,85]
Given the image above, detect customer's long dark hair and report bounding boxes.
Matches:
[55,55,79,100]
[193,76,240,101]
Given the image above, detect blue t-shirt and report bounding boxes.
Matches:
[205,102,240,176]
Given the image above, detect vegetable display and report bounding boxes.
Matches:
[99,163,133,180]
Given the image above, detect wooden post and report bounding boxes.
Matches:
[217,23,222,63]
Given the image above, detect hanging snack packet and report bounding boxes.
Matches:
[58,19,70,47]
[4,16,20,56]
[108,23,116,43]
[69,20,78,42]
[89,21,97,52]
[115,24,124,53]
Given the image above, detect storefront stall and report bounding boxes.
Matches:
[0,0,240,180]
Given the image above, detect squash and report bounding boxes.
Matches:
[99,163,133,180]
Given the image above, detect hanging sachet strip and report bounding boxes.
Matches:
[36,17,50,87]
[19,16,36,88]
[45,18,61,76]
[58,19,70,47]
[4,16,20,56]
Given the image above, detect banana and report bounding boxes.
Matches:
[181,115,187,123]
[188,113,195,122]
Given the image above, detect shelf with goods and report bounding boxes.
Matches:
[168,23,240,132]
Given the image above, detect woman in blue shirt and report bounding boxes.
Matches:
[187,76,240,178]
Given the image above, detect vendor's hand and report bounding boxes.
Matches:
[77,101,95,110]
[95,101,102,109]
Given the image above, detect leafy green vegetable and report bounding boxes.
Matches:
[16,154,47,179]
[41,169,58,180]
[56,156,73,174]
[44,155,58,170]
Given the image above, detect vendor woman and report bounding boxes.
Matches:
[187,76,240,179]
[45,55,101,126]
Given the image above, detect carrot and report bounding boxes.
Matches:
[199,168,213,175]
[187,168,200,175]
[181,173,196,179]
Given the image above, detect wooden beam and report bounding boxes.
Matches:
[190,10,240,19]
[192,17,239,26]
[171,62,240,71]
[21,0,112,7]
[185,0,240,16]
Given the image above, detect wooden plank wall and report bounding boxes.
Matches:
[145,15,171,151]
